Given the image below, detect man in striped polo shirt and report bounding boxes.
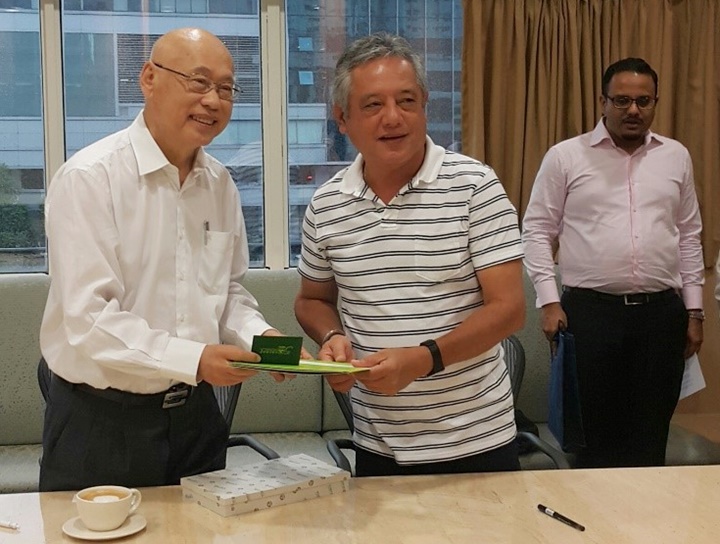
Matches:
[295,33,526,477]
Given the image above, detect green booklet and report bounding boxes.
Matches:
[230,359,368,375]
[234,335,368,375]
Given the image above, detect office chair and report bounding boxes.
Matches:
[37,358,279,461]
[502,335,570,468]
[326,335,570,473]
[212,383,280,459]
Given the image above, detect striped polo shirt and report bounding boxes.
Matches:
[298,137,523,464]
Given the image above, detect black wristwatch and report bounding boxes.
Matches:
[420,339,445,377]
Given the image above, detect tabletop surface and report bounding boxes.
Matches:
[1,464,719,543]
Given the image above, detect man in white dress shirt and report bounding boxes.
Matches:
[39,28,286,491]
[523,58,704,468]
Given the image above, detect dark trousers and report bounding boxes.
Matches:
[355,440,520,477]
[562,289,687,468]
[40,377,228,491]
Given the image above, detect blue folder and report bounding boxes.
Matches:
[548,329,586,452]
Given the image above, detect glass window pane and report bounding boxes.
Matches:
[61,4,265,266]
[209,1,257,15]
[65,33,116,117]
[0,31,42,117]
[0,9,46,273]
[285,0,463,265]
[84,1,115,11]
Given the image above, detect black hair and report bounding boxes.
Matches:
[601,58,658,96]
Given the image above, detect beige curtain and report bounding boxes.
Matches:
[462,0,720,265]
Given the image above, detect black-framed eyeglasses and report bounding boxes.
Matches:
[151,61,241,102]
[605,95,657,110]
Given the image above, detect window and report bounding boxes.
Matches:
[0,1,35,9]
[285,0,463,265]
[297,36,313,51]
[1,0,462,273]
[0,10,45,273]
[0,31,42,117]
[64,33,116,117]
[298,70,314,85]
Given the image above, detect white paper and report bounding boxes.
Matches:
[679,354,706,400]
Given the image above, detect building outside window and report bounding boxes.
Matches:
[0,0,462,273]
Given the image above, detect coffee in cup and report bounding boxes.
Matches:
[73,485,142,531]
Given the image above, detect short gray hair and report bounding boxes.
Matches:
[332,32,428,114]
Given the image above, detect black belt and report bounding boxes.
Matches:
[562,286,677,306]
[54,375,193,409]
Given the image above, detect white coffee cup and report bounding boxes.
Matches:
[73,485,142,532]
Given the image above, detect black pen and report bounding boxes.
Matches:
[537,504,585,532]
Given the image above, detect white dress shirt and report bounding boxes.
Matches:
[523,120,704,309]
[40,113,271,393]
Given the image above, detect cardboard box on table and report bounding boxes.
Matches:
[181,453,351,517]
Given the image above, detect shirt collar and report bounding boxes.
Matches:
[129,111,210,178]
[338,135,443,197]
[590,118,661,149]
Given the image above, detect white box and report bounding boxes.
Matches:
[181,454,351,517]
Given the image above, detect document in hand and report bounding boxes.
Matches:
[679,353,706,400]
[548,329,586,452]
[230,359,369,375]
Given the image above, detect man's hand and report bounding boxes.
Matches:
[354,346,432,396]
[541,302,568,341]
[684,318,703,358]
[325,373,357,393]
[319,334,357,392]
[197,344,259,386]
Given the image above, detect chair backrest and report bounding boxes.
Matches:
[333,389,355,432]
[37,357,51,401]
[501,335,526,402]
[328,335,567,469]
[333,335,525,433]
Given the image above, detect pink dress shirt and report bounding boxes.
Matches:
[522,120,704,309]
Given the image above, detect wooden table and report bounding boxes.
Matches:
[1,465,718,543]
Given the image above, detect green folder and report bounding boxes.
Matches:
[230,359,368,375]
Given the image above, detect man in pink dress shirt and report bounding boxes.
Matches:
[522,58,704,468]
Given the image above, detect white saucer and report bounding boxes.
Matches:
[62,514,146,541]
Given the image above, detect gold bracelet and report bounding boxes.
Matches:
[687,310,705,321]
[321,328,346,345]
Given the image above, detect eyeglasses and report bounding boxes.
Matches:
[151,61,241,102]
[605,95,657,110]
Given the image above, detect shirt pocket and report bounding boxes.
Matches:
[198,230,234,295]
[413,220,469,282]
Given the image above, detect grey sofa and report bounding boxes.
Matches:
[2,269,719,493]
[0,270,349,493]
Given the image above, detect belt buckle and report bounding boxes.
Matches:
[624,294,648,306]
[162,386,189,409]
